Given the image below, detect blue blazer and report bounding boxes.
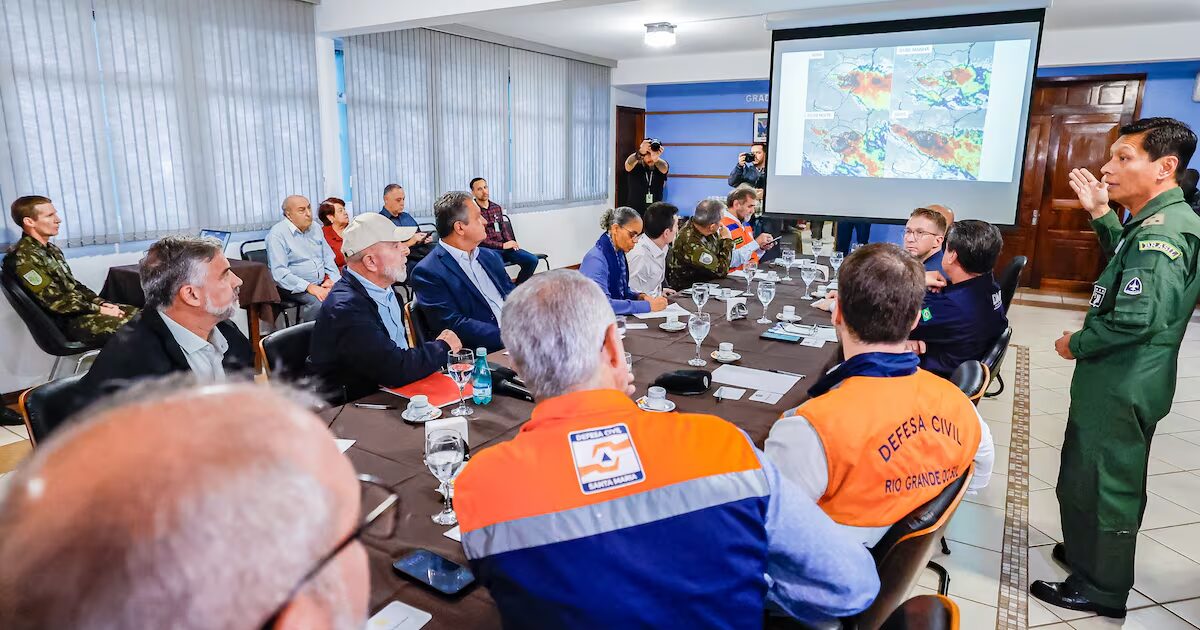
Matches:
[308,272,449,402]
[411,245,515,352]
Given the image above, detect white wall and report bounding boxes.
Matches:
[315,0,622,36]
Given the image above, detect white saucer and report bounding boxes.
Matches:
[659,321,687,332]
[776,313,802,323]
[402,406,443,423]
[636,397,676,413]
[711,351,741,363]
[713,290,743,300]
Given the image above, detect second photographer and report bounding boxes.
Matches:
[625,138,669,214]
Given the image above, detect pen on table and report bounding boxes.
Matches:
[353,403,396,410]
[768,369,804,378]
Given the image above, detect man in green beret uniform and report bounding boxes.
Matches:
[1032,118,1200,619]
[6,196,137,345]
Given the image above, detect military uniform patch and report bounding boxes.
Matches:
[21,269,44,287]
[1089,284,1107,308]
[699,252,714,265]
[1123,277,1142,295]
[1139,240,1181,260]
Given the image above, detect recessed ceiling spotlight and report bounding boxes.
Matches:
[644,22,676,48]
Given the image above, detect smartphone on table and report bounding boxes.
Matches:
[392,549,476,597]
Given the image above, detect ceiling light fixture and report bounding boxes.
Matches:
[644,22,676,48]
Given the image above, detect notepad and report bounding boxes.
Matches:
[632,303,692,320]
[711,365,802,395]
[382,373,473,408]
[367,600,432,630]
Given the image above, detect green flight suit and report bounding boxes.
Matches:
[1059,187,1200,608]
[665,221,735,290]
[7,235,138,345]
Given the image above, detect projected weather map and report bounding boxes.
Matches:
[800,42,994,181]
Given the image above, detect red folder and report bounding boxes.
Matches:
[383,372,473,408]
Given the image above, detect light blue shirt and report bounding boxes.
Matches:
[266,218,340,294]
[438,241,505,324]
[346,268,409,350]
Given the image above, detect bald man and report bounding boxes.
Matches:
[267,195,341,323]
[0,380,372,630]
[927,204,955,228]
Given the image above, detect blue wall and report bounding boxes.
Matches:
[647,60,1200,245]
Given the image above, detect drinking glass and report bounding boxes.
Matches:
[744,261,758,294]
[781,247,796,281]
[616,315,627,338]
[830,251,844,279]
[425,429,465,526]
[757,280,776,324]
[691,282,710,315]
[800,260,819,300]
[688,313,711,366]
[624,351,634,377]
[447,349,475,417]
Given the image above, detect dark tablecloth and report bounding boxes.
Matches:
[99,258,280,324]
[321,266,841,628]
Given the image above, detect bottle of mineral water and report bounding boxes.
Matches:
[471,348,492,405]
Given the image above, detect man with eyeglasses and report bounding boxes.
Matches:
[903,207,949,273]
[0,380,383,630]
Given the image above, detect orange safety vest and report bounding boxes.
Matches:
[721,214,759,272]
[793,370,980,528]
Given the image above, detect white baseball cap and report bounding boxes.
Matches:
[341,213,417,257]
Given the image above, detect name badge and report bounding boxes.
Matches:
[493,221,501,234]
[645,192,654,204]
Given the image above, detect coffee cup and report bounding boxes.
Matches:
[782,305,796,319]
[720,288,732,299]
[718,342,734,356]
[666,314,680,325]
[646,386,669,410]
[407,395,433,419]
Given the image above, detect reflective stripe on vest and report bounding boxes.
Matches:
[722,216,759,272]
[788,370,981,528]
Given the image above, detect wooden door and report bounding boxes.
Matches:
[995,76,1142,291]
[614,106,645,208]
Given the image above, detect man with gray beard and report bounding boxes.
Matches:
[81,235,254,396]
[310,213,461,402]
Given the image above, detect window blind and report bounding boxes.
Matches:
[0,0,321,247]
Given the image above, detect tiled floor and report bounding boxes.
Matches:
[0,423,31,494]
[912,303,1200,629]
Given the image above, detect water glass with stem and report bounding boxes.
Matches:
[447,349,475,417]
[687,313,711,366]
[744,260,758,294]
[800,259,819,300]
[781,247,796,281]
[830,251,844,280]
[757,280,776,324]
[690,282,710,315]
[425,429,466,525]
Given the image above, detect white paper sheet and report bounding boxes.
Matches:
[335,439,355,453]
[714,386,746,401]
[800,337,826,348]
[711,365,801,395]
[815,326,839,342]
[443,525,462,542]
[749,391,783,404]
[367,600,433,630]
[632,303,693,320]
[625,322,649,330]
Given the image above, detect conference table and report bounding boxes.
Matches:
[321,265,841,628]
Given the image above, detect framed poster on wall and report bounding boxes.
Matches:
[753,112,768,143]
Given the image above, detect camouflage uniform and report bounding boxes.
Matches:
[7,235,137,345]
[665,220,734,290]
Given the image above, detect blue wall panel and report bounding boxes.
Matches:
[647,81,770,111]
[646,112,758,144]
[659,145,746,177]
[662,179,730,216]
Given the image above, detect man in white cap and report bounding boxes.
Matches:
[309,213,462,401]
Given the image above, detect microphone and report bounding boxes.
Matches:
[495,378,534,403]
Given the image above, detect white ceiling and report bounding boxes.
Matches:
[453,0,1200,63]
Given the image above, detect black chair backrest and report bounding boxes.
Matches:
[998,256,1027,313]
[240,239,268,265]
[950,361,987,402]
[1,255,97,356]
[19,374,89,446]
[880,594,959,630]
[407,301,435,345]
[260,321,315,381]
[981,327,1012,375]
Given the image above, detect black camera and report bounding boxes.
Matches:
[741,152,754,163]
[647,138,662,152]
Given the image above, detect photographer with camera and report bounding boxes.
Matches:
[624,138,669,214]
[730,143,824,251]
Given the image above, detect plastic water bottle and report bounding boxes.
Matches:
[471,348,492,405]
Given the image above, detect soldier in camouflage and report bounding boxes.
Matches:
[1031,118,1200,619]
[665,197,735,290]
[6,196,137,345]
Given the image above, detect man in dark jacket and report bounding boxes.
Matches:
[309,213,462,402]
[906,220,1008,378]
[411,191,515,352]
[82,236,253,395]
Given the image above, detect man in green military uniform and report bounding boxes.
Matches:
[6,196,137,345]
[1032,118,1200,618]
[665,197,735,290]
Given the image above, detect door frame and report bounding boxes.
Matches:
[614,106,645,209]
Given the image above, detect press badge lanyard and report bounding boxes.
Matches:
[645,168,655,204]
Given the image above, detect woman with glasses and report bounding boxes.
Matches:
[579,207,669,315]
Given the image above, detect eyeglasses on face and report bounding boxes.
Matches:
[618,226,642,241]
[903,228,942,240]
